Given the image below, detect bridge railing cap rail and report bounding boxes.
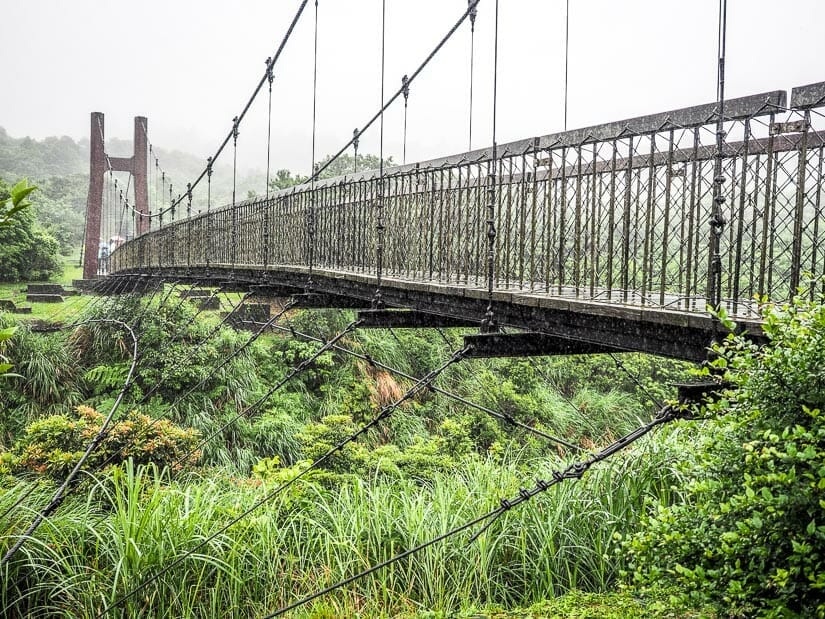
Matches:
[790,81,825,110]
[279,89,787,194]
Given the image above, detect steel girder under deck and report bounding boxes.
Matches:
[104,266,765,361]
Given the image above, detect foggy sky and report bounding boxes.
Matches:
[3,0,825,178]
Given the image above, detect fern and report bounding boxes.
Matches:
[84,363,129,395]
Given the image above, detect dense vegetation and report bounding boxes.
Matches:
[0,179,61,282]
[626,294,825,617]
[0,285,703,617]
[2,128,821,617]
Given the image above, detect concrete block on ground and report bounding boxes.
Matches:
[227,303,270,330]
[72,279,99,291]
[188,295,220,310]
[26,294,64,303]
[26,283,65,295]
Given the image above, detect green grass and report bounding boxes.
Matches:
[0,431,692,618]
[404,590,714,618]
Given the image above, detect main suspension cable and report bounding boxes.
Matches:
[310,0,481,183]
[156,0,310,217]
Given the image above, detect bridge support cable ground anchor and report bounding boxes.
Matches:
[672,378,729,413]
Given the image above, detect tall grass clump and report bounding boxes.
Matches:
[0,433,684,618]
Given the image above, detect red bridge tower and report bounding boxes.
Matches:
[83,112,149,279]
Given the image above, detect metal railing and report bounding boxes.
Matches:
[111,82,825,318]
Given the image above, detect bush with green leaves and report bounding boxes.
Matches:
[1,405,201,479]
[0,178,62,281]
[624,293,825,618]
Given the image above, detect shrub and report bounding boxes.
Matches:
[1,405,201,479]
[624,293,825,618]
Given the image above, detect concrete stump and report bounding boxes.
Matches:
[26,284,65,295]
[227,303,271,330]
[26,294,64,303]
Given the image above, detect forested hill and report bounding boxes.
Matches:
[0,128,87,179]
[0,127,265,253]
[0,126,220,185]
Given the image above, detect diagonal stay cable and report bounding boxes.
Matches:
[96,339,468,617]
[608,352,665,410]
[0,319,139,568]
[246,319,581,452]
[131,287,253,407]
[265,402,685,617]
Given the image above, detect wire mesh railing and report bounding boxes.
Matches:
[111,83,825,319]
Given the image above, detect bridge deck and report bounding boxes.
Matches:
[110,263,763,361]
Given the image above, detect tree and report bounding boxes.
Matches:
[267,153,395,194]
[314,152,394,179]
[0,180,37,382]
[0,178,62,281]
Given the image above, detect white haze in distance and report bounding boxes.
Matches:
[2,0,824,176]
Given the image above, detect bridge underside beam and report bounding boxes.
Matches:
[107,267,765,361]
[357,309,481,329]
[464,332,628,358]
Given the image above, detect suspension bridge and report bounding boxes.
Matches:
[97,78,825,362]
[75,2,824,363]
[4,1,823,614]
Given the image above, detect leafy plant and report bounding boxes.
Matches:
[624,292,825,618]
[2,405,201,478]
[0,325,18,380]
[0,178,35,227]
